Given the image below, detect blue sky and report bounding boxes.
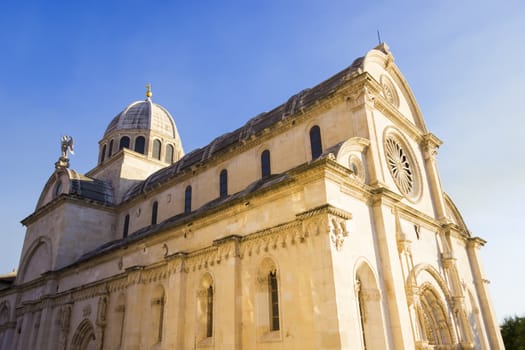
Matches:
[1,1,523,321]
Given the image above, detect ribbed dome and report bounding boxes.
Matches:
[104,98,178,138]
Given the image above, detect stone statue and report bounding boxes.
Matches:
[61,135,74,159]
[56,136,74,169]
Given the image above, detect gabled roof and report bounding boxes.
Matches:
[122,55,365,202]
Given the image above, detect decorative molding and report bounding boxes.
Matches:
[82,304,92,317]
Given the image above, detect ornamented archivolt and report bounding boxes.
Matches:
[384,132,420,199]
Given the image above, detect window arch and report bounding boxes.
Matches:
[123,214,130,238]
[100,144,106,164]
[197,274,214,341]
[165,144,174,164]
[134,136,146,154]
[108,139,114,157]
[355,262,387,349]
[184,186,192,214]
[256,258,281,337]
[119,136,130,150]
[309,125,322,159]
[151,201,158,225]
[70,319,96,350]
[268,271,280,331]
[206,285,214,337]
[0,302,10,326]
[261,150,271,178]
[219,169,228,198]
[152,139,162,160]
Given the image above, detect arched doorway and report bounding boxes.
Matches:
[71,319,96,350]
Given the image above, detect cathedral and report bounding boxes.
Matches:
[0,44,504,350]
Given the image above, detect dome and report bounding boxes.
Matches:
[104,98,178,138]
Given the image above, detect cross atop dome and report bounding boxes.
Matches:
[145,83,152,100]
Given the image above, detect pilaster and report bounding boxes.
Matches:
[121,265,145,350]
[164,252,188,349]
[212,235,242,350]
[370,187,415,349]
[467,237,504,349]
[421,133,447,221]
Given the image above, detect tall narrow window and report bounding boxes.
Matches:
[100,144,107,164]
[152,139,162,160]
[309,125,322,159]
[151,201,158,225]
[268,271,280,331]
[184,186,192,214]
[123,214,130,238]
[206,286,213,338]
[261,150,271,178]
[108,140,114,157]
[219,169,228,198]
[119,136,130,150]
[135,136,145,154]
[165,144,174,164]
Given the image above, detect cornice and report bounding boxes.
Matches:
[21,194,115,226]
[296,204,352,221]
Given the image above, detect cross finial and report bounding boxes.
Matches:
[145,83,152,100]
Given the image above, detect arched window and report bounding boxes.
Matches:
[123,214,130,238]
[355,263,387,349]
[197,274,214,341]
[219,169,228,198]
[261,150,271,178]
[135,136,145,154]
[151,201,158,225]
[119,136,130,150]
[108,140,114,157]
[152,139,162,160]
[100,144,106,164]
[184,186,192,214]
[269,271,280,331]
[206,285,213,338]
[165,144,174,164]
[309,125,322,159]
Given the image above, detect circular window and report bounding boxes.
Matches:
[380,75,399,108]
[54,182,62,198]
[384,134,419,199]
[348,155,365,183]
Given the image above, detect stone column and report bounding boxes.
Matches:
[212,235,242,350]
[467,237,504,349]
[121,265,145,350]
[369,188,415,349]
[421,133,447,221]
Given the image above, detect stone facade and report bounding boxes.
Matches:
[0,44,504,350]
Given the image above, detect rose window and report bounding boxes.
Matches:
[385,136,414,196]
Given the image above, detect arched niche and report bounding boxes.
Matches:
[18,237,52,283]
[354,261,387,349]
